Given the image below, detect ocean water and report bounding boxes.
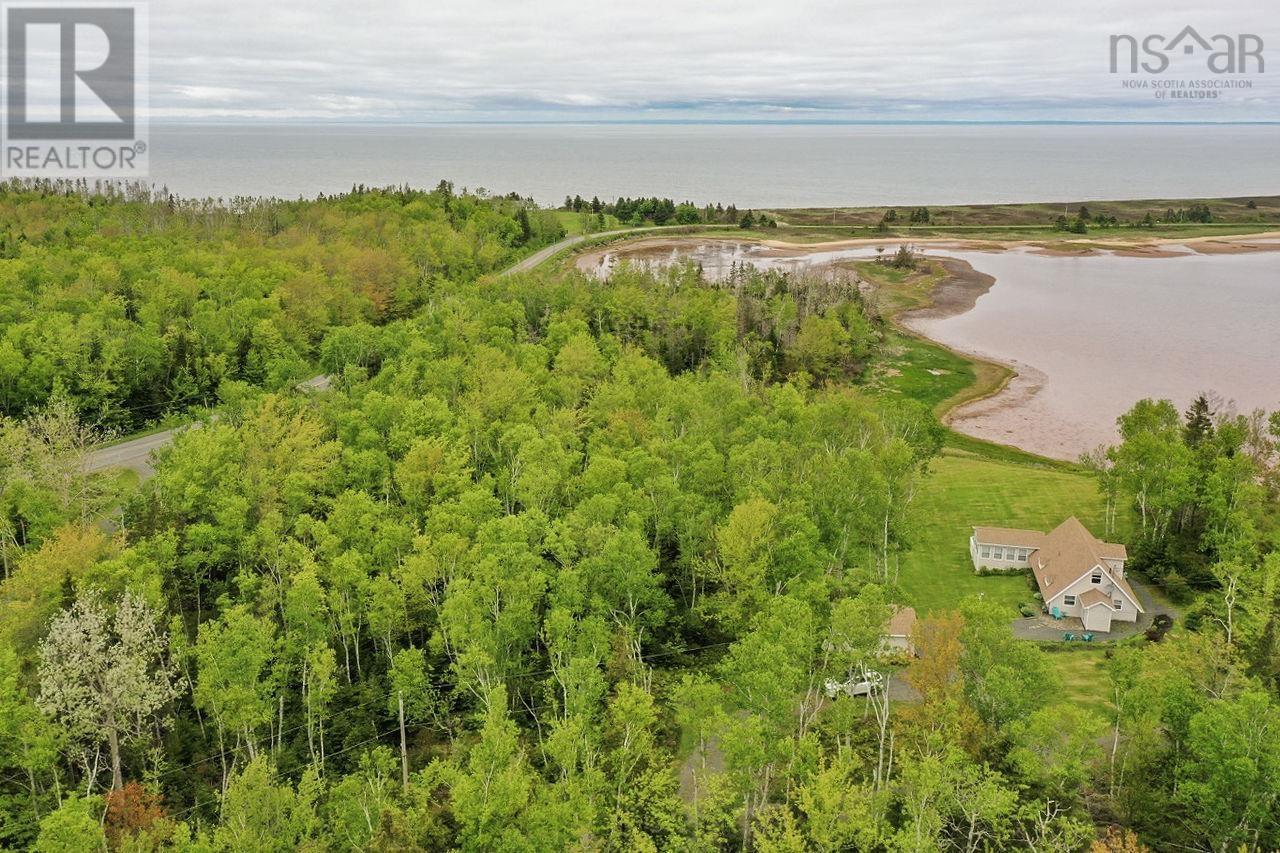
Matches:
[146,123,1280,206]
[912,246,1280,458]
[581,239,1280,459]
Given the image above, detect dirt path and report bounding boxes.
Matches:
[501,231,622,275]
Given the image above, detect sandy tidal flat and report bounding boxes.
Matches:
[583,237,1280,460]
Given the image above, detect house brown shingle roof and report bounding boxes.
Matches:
[1029,517,1142,611]
[1097,541,1128,561]
[1078,589,1111,608]
[973,526,1045,548]
[1110,573,1140,609]
[886,606,916,638]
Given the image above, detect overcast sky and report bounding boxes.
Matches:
[147,0,1276,122]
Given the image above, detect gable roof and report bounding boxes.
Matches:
[1029,517,1143,612]
[1078,589,1111,608]
[972,526,1044,549]
[886,605,916,638]
[1097,541,1128,561]
[1108,572,1142,611]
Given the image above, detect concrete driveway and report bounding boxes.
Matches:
[1011,577,1181,643]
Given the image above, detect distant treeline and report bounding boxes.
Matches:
[1053,202,1215,233]
[561,194,777,229]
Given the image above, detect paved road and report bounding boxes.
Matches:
[84,422,207,478]
[499,228,637,276]
[82,225,689,478]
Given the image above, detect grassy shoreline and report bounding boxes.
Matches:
[558,194,1280,246]
[554,208,1276,469]
[749,220,1280,244]
[854,257,1073,470]
[764,194,1280,236]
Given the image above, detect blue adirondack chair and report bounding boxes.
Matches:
[1082,633,1094,642]
[1063,632,1076,641]
[1051,606,1062,620]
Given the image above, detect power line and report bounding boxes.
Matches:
[152,637,735,782]
[140,637,739,825]
[160,726,401,826]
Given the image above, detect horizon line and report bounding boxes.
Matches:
[147,118,1280,127]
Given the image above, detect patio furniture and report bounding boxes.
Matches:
[1063,632,1076,641]
[1082,633,1094,642]
[1051,607,1062,620]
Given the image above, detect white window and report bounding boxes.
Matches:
[1090,571,1102,584]
[1063,594,1076,606]
[1113,599,1123,610]
[980,546,990,558]
[1018,549,1030,560]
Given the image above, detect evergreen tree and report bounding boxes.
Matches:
[1184,394,1215,449]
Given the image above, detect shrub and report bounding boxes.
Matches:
[1144,614,1174,643]
[1161,571,1193,604]
[105,781,168,848]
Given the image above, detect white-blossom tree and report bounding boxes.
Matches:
[37,590,177,791]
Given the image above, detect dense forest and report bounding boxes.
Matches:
[0,181,564,432]
[0,187,1278,852]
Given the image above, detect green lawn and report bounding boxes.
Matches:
[552,210,622,235]
[898,449,1121,616]
[1044,647,1115,718]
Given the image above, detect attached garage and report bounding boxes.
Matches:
[1081,593,1113,632]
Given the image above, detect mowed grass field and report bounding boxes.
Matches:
[552,209,623,235]
[898,448,1120,616]
[1045,647,1115,718]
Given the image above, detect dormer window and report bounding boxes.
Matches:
[1090,570,1102,584]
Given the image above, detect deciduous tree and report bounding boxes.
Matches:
[37,590,176,791]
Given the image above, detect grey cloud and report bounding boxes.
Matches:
[146,0,1278,121]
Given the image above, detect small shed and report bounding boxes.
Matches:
[884,605,917,654]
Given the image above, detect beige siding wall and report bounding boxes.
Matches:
[1049,568,1139,626]
[1082,605,1112,632]
[971,536,1034,572]
[883,635,911,653]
